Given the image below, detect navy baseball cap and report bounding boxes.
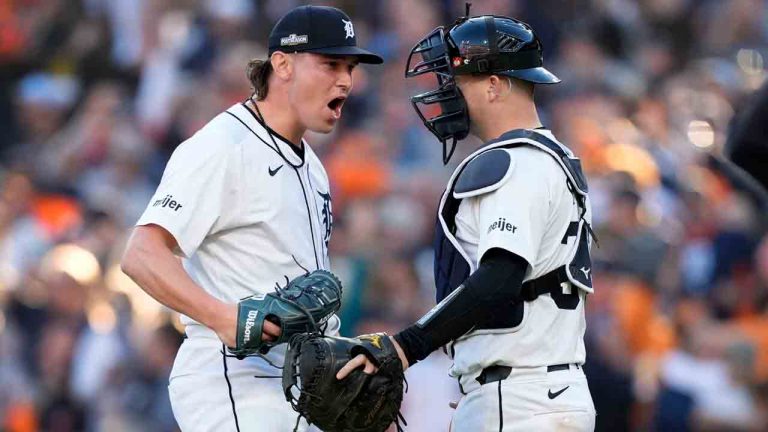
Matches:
[268,5,383,64]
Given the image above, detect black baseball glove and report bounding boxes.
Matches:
[282,333,406,432]
[230,269,342,358]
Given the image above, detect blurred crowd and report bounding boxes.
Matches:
[1,0,767,431]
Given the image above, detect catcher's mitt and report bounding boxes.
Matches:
[282,333,406,432]
[230,269,342,357]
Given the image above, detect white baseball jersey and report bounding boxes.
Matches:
[137,103,337,334]
[446,130,592,380]
[136,103,336,431]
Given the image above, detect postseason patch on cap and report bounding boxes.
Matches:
[280,34,308,46]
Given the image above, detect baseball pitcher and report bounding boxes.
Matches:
[121,6,382,431]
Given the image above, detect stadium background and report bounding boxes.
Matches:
[1,0,767,430]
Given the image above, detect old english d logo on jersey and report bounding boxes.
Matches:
[318,191,333,248]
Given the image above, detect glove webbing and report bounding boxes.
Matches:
[285,334,328,432]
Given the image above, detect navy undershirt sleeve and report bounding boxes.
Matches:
[394,248,529,366]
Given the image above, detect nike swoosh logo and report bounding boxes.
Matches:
[548,386,569,399]
[268,165,283,176]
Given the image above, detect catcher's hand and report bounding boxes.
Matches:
[230,269,342,357]
[337,335,409,379]
[282,333,407,432]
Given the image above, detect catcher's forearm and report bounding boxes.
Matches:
[394,248,527,365]
[121,225,236,342]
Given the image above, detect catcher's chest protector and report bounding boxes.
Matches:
[434,129,594,304]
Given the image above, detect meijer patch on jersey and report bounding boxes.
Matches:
[152,194,183,211]
[487,217,517,234]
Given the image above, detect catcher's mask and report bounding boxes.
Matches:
[405,6,560,164]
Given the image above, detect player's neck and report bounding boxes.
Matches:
[474,100,543,143]
[246,98,305,148]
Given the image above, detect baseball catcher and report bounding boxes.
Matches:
[335,4,597,431]
[282,333,406,432]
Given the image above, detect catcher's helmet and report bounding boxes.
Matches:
[405,12,559,163]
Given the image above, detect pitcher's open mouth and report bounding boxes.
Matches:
[327,96,347,119]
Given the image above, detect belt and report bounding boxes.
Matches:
[475,363,580,386]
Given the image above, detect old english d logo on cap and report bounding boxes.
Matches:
[342,19,354,39]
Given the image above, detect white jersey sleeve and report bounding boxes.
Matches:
[136,128,241,258]
[474,148,551,267]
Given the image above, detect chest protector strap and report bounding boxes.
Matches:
[434,129,595,304]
